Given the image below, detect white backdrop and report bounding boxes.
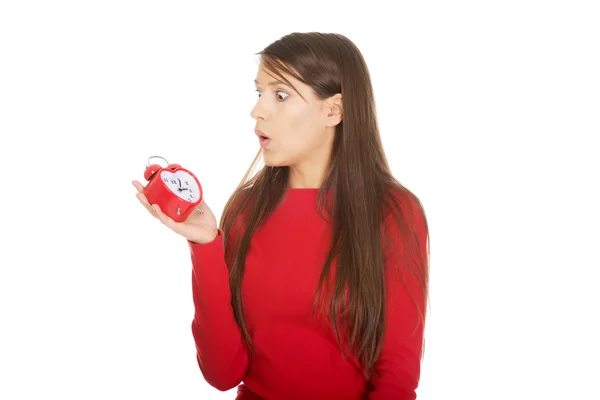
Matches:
[1,1,598,399]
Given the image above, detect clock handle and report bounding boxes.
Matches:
[146,155,169,168]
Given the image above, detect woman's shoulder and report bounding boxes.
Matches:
[383,185,425,221]
[381,185,429,248]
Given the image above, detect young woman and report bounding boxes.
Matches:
[133,32,430,400]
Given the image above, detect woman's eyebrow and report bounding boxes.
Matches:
[254,79,288,87]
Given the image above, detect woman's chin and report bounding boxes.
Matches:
[262,154,284,167]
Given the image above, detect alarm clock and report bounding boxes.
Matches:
[142,156,203,222]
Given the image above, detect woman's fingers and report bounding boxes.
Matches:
[152,204,165,221]
[132,180,188,237]
[132,180,145,193]
[152,204,182,233]
[135,192,151,210]
[133,182,157,218]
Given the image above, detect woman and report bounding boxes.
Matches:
[133,32,430,400]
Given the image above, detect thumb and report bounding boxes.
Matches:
[196,199,210,213]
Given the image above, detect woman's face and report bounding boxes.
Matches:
[250,64,340,169]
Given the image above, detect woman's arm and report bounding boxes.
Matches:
[369,193,429,399]
[189,229,250,391]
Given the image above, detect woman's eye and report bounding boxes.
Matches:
[255,89,288,101]
[276,90,288,101]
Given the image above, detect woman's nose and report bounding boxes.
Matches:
[250,99,268,121]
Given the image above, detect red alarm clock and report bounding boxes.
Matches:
[142,156,203,222]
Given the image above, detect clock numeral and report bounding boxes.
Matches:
[171,179,177,184]
[185,181,190,186]
[163,177,168,182]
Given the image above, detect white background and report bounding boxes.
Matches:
[1,1,598,399]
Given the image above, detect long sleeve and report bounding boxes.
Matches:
[369,194,429,399]
[189,229,250,391]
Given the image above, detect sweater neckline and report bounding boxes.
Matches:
[285,188,321,195]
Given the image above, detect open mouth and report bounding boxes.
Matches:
[256,129,271,148]
[258,135,271,148]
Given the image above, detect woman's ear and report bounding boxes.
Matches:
[324,93,343,127]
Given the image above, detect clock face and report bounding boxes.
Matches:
[160,170,200,203]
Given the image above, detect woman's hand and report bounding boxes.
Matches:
[132,180,219,244]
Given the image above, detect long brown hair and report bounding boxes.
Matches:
[219,32,430,378]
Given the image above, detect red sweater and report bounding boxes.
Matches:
[188,188,427,399]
